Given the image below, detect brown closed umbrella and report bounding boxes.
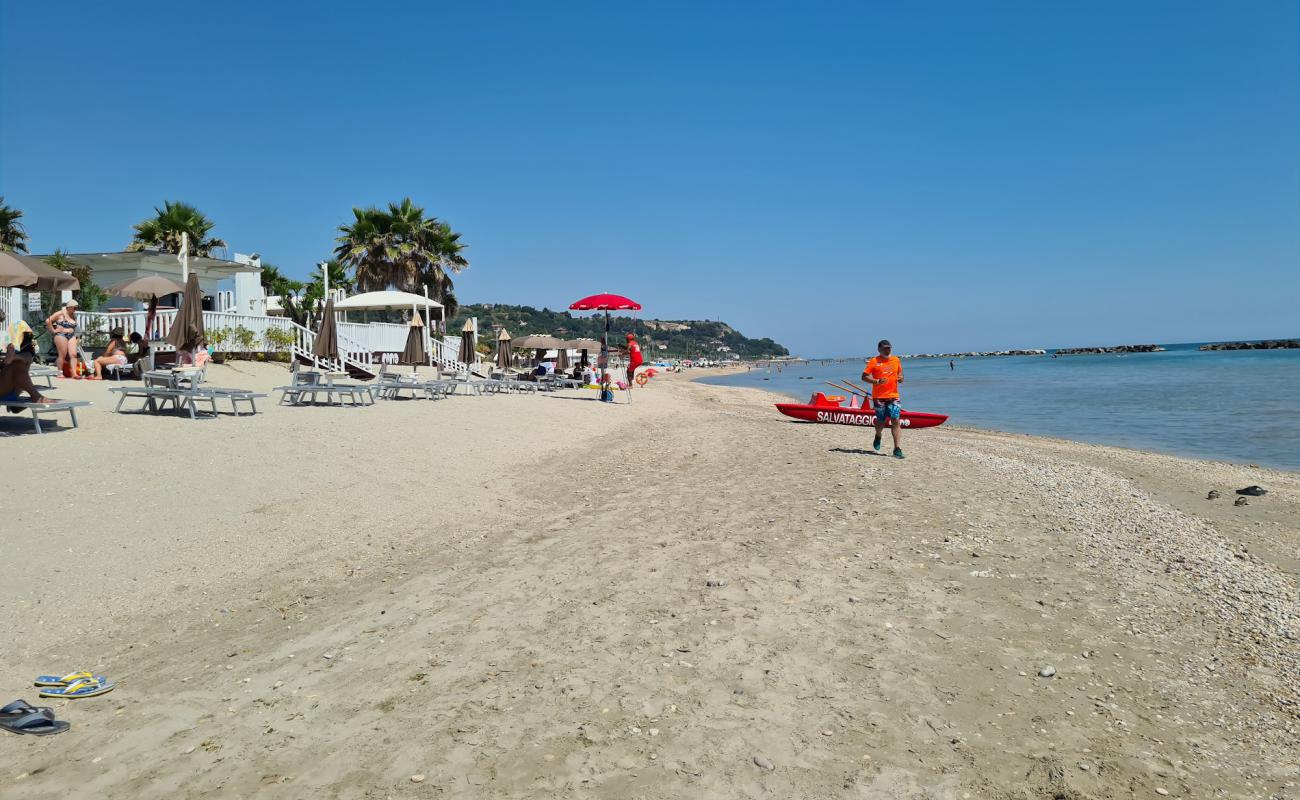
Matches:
[165,272,205,350]
[400,313,426,365]
[457,319,476,365]
[311,298,339,362]
[0,251,80,290]
[555,345,570,372]
[495,328,512,369]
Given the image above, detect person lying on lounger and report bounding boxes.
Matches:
[1,341,54,409]
[90,328,129,380]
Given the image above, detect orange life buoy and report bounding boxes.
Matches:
[635,373,649,386]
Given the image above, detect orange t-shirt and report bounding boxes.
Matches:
[863,355,902,399]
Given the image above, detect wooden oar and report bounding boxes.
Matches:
[844,378,874,397]
[825,380,866,398]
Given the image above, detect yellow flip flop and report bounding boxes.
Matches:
[32,671,98,688]
[38,676,115,699]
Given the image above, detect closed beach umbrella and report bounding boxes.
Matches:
[0,251,80,290]
[312,298,339,361]
[495,328,513,369]
[556,346,570,372]
[400,313,426,365]
[165,272,205,350]
[458,319,476,365]
[105,274,186,300]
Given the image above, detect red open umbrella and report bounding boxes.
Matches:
[569,293,641,401]
[569,293,642,312]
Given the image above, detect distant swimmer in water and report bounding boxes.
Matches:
[949,360,955,371]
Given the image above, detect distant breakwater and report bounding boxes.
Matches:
[1199,339,1300,351]
[904,349,1046,359]
[1054,344,1166,355]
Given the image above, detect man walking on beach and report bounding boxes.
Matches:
[863,339,905,458]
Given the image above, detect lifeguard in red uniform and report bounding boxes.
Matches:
[625,332,644,387]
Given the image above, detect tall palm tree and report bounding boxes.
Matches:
[0,197,29,253]
[128,201,227,256]
[334,198,468,304]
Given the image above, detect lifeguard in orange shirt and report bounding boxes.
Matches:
[862,339,904,459]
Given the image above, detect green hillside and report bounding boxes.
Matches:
[448,304,789,360]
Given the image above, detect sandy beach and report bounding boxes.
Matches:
[1,365,1296,799]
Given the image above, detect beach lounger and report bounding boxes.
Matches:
[112,369,264,418]
[275,369,374,406]
[110,384,219,419]
[370,367,448,401]
[28,365,58,388]
[0,400,91,434]
[203,388,269,415]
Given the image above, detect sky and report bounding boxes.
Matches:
[2,1,1297,356]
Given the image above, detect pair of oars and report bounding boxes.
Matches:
[825,379,872,399]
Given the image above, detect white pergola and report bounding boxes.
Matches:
[331,290,444,318]
[331,290,446,364]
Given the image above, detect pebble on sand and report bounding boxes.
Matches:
[705,579,727,588]
[1155,789,1168,796]
[753,755,775,770]
[1038,666,1057,678]
[410,774,426,783]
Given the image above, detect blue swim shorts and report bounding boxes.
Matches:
[873,398,901,423]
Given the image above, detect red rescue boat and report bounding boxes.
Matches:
[775,392,948,429]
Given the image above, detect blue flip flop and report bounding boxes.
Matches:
[38,676,114,699]
[33,671,103,688]
[0,710,69,736]
[1,699,54,720]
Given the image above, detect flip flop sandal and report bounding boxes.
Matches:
[1,700,55,721]
[34,671,102,687]
[38,676,115,699]
[0,711,69,736]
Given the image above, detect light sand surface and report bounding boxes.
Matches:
[1,364,1296,799]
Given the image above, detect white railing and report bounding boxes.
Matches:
[74,308,457,377]
[1,289,18,326]
[337,321,410,354]
[76,310,296,351]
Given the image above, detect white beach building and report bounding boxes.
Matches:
[6,250,467,378]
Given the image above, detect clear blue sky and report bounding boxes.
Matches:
[2,1,1296,355]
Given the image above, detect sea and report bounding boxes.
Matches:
[699,343,1300,472]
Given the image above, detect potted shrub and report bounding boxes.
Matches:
[206,328,229,363]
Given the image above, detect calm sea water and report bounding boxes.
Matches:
[700,343,1300,471]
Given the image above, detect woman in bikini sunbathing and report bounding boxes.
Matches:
[90,328,129,380]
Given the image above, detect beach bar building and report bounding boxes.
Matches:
[2,251,468,379]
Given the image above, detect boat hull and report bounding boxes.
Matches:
[775,403,949,429]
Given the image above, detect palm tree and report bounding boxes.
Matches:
[128,201,227,256]
[334,198,467,304]
[258,263,308,326]
[0,197,29,253]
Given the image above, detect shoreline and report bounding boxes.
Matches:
[3,366,1296,798]
[698,363,1300,475]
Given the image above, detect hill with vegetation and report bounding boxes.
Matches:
[448,304,788,360]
